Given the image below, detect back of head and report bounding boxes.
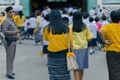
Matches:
[62,17,69,25]
[73,11,82,21]
[82,12,89,19]
[73,11,86,32]
[48,9,68,34]
[110,10,120,23]
[95,17,99,22]
[89,17,94,22]
[1,12,5,16]
[18,11,23,16]
[35,10,41,16]
[101,15,107,21]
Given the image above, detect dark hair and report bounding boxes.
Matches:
[44,14,49,21]
[110,10,120,23]
[35,10,41,16]
[89,17,94,22]
[95,17,99,22]
[1,12,5,16]
[48,9,69,34]
[62,17,69,25]
[101,15,107,21]
[5,6,13,12]
[18,11,23,18]
[69,12,73,16]
[73,11,86,32]
[82,12,89,19]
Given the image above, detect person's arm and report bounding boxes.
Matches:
[68,25,73,52]
[99,29,112,44]
[43,27,49,41]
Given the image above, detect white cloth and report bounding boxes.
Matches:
[88,22,98,38]
[69,16,73,25]
[83,18,90,26]
[28,17,36,28]
[12,5,23,12]
[17,5,23,11]
[101,20,109,26]
[24,19,29,31]
[41,19,49,45]
[89,9,96,16]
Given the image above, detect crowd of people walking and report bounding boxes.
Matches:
[0,4,120,80]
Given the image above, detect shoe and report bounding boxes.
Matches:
[6,74,15,79]
[12,73,15,75]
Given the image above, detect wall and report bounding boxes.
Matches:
[20,0,30,17]
[87,0,97,12]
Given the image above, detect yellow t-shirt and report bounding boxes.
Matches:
[69,25,92,49]
[43,27,73,52]
[101,23,120,52]
[0,16,6,25]
[36,16,41,27]
[14,15,25,27]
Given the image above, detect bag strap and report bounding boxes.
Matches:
[67,33,70,52]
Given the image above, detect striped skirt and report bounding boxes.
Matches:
[47,49,71,80]
[106,51,120,80]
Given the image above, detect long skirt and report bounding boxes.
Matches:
[47,49,71,80]
[106,51,120,80]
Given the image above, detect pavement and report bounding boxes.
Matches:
[0,40,108,80]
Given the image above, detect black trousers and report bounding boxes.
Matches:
[106,51,120,80]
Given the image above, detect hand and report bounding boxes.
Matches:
[15,29,20,33]
[104,40,112,45]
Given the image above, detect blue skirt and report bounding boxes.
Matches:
[47,49,71,80]
[74,48,89,70]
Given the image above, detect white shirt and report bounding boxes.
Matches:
[101,20,109,26]
[89,9,96,16]
[88,22,98,38]
[28,17,36,28]
[41,19,49,45]
[83,18,90,26]
[17,5,23,11]
[69,16,73,25]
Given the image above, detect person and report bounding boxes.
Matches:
[0,12,6,26]
[14,11,25,43]
[34,10,42,45]
[27,15,36,39]
[82,12,90,26]
[43,9,72,80]
[2,6,20,79]
[101,15,109,26]
[69,11,92,80]
[88,17,98,54]
[99,10,120,80]
[95,17,102,50]
[40,14,49,55]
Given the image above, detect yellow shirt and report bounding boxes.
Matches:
[69,25,92,49]
[43,27,73,52]
[14,15,25,27]
[0,16,6,25]
[101,23,120,52]
[36,16,41,27]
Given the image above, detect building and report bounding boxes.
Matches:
[20,0,97,16]
[0,0,98,16]
[98,0,120,14]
